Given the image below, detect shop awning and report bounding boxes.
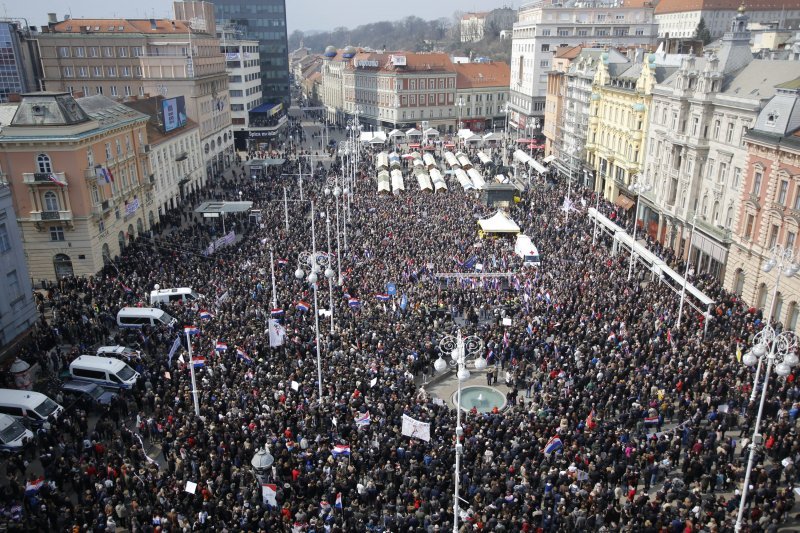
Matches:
[542,155,556,164]
[615,194,635,210]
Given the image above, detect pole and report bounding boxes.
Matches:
[749,267,783,401]
[735,338,777,532]
[335,191,342,284]
[592,182,599,245]
[627,194,640,281]
[186,331,200,417]
[222,212,226,235]
[270,249,277,309]
[326,212,334,332]
[299,155,303,202]
[453,331,463,533]
[311,202,324,403]
[565,174,572,223]
[676,215,697,329]
[283,186,289,232]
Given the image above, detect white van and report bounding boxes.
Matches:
[116,307,177,328]
[69,355,140,390]
[96,345,141,359]
[0,389,63,428]
[0,414,33,452]
[514,234,541,267]
[149,287,200,305]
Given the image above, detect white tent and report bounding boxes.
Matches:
[528,158,548,175]
[412,157,424,168]
[456,153,472,169]
[477,152,493,165]
[369,132,387,144]
[423,153,437,169]
[430,168,448,192]
[477,211,520,234]
[406,128,422,137]
[389,152,401,169]
[482,132,502,142]
[376,152,389,169]
[542,154,556,164]
[388,129,406,138]
[377,170,391,195]
[454,168,474,191]
[415,170,433,192]
[467,168,486,190]
[390,169,405,194]
[423,127,440,139]
[513,149,532,165]
[464,133,482,144]
[443,151,459,168]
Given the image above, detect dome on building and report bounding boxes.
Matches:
[648,53,657,64]
[591,93,601,101]
[342,45,356,58]
[324,45,337,58]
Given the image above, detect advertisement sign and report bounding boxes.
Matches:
[162,95,188,133]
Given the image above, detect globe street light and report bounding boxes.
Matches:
[433,330,485,533]
[324,176,345,279]
[251,445,274,484]
[627,177,652,281]
[735,326,798,531]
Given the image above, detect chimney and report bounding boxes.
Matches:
[73,90,85,98]
[7,93,20,103]
[47,13,57,24]
[64,14,70,21]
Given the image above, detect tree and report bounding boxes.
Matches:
[694,18,712,45]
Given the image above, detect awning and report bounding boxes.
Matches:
[422,145,436,150]
[477,211,520,234]
[423,127,440,137]
[409,143,421,148]
[444,143,455,148]
[542,155,556,164]
[516,138,534,144]
[528,159,548,175]
[388,129,405,137]
[615,194,635,210]
[483,132,502,142]
[406,128,422,137]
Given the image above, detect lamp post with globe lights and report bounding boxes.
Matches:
[735,326,798,532]
[627,177,652,281]
[746,246,799,401]
[251,445,274,484]
[433,330,486,533]
[324,176,345,282]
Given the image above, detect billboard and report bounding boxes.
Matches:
[162,95,188,133]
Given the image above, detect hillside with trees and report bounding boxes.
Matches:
[288,8,513,62]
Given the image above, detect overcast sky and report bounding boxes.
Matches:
[17,0,518,32]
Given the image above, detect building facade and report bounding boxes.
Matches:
[0,20,43,101]
[460,12,489,43]
[509,0,658,132]
[321,47,349,125]
[211,0,290,106]
[0,181,37,352]
[38,14,234,181]
[726,84,800,329]
[453,62,510,132]
[655,0,800,40]
[219,26,262,152]
[0,93,152,281]
[641,11,800,282]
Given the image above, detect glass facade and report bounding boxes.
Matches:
[0,22,26,102]
[213,0,290,106]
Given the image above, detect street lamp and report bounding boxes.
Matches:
[323,176,344,285]
[627,177,652,281]
[676,214,698,329]
[433,330,486,533]
[455,97,465,146]
[736,326,798,532]
[746,245,799,401]
[251,445,274,484]
[502,102,511,167]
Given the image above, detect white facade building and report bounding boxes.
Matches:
[460,12,488,43]
[655,0,800,39]
[219,27,261,151]
[509,0,658,130]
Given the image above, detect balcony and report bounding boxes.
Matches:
[30,210,72,222]
[22,172,67,186]
[695,216,733,244]
[91,200,111,218]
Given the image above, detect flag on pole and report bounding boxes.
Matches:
[348,298,361,308]
[268,319,286,347]
[25,478,45,495]
[543,436,563,454]
[199,310,214,320]
[48,173,66,186]
[375,294,390,302]
[331,444,351,457]
[401,414,431,442]
[355,411,371,427]
[262,484,278,507]
[167,336,182,367]
[644,415,660,425]
[215,341,228,352]
[236,347,253,364]
[296,301,310,312]
[119,280,133,293]
[400,293,408,311]
[184,326,200,335]
[335,492,343,509]
[271,308,285,317]
[192,356,205,368]
[585,409,596,431]
[277,258,288,266]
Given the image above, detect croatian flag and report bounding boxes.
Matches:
[335,492,343,509]
[375,294,390,302]
[237,348,253,364]
[48,173,66,186]
[348,298,361,308]
[355,411,371,427]
[271,308,285,317]
[331,444,351,457]
[296,301,310,312]
[25,477,45,494]
[184,326,200,335]
[198,310,213,320]
[277,258,288,266]
[215,341,228,352]
[644,415,660,425]
[119,280,133,293]
[192,356,205,368]
[543,436,563,454]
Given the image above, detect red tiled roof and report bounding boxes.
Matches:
[50,18,192,34]
[554,45,583,59]
[454,62,510,88]
[655,0,797,14]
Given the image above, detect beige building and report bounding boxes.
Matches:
[38,12,233,180]
[460,12,489,43]
[0,92,152,281]
[453,62,510,132]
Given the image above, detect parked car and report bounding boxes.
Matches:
[60,380,117,411]
[0,413,33,453]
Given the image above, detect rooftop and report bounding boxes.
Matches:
[453,62,511,88]
[47,18,195,35]
[122,97,198,146]
[655,0,797,15]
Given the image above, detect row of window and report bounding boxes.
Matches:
[57,46,143,59]
[62,65,142,78]
[66,85,145,98]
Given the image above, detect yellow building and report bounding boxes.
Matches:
[586,51,668,205]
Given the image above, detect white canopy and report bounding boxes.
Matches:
[443,151,459,168]
[467,168,486,190]
[482,132,502,142]
[456,153,472,169]
[388,129,406,138]
[457,128,475,140]
[369,132,387,144]
[376,152,389,169]
[542,154,556,164]
[478,211,520,234]
[389,152,401,169]
[528,158,548,175]
[415,170,433,192]
[513,149,532,165]
[412,158,424,168]
[391,169,405,194]
[454,168,474,191]
[423,153,437,169]
[430,168,448,192]
[423,127,440,137]
[477,152,493,165]
[464,133,482,143]
[377,171,391,194]
[406,128,422,137]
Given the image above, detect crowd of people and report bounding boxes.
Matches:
[0,119,798,533]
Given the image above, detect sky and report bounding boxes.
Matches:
[17,0,518,32]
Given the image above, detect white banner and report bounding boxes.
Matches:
[268,319,286,347]
[401,414,431,442]
[262,483,277,506]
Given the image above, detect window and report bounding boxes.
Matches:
[753,171,762,195]
[63,66,73,77]
[78,67,88,78]
[733,167,741,189]
[110,86,118,96]
[725,122,734,143]
[0,223,10,253]
[541,44,550,52]
[95,86,103,95]
[72,368,106,380]
[787,230,796,251]
[103,46,114,57]
[86,147,94,168]
[769,224,780,248]
[117,47,128,57]
[107,66,116,77]
[93,66,102,77]
[778,180,789,204]
[43,191,59,212]
[132,47,143,57]
[58,46,70,58]
[89,47,99,57]
[124,85,131,96]
[6,270,19,299]
[744,214,754,239]
[50,226,65,241]
[713,120,720,139]
[74,47,85,57]
[36,153,52,173]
